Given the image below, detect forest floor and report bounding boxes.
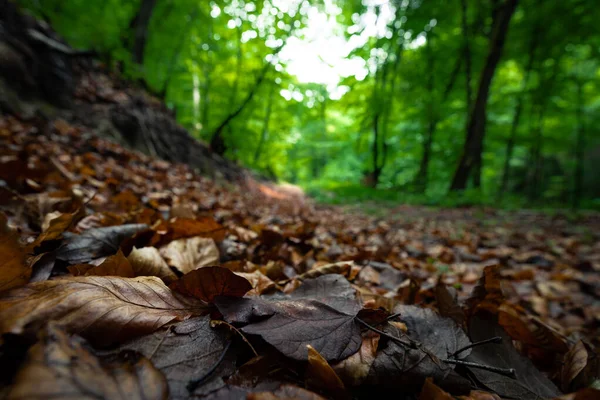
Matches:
[1,112,599,400]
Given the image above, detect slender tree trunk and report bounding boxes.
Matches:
[572,80,585,208]
[130,0,157,65]
[460,0,472,115]
[253,82,275,165]
[450,0,519,191]
[416,34,436,192]
[498,22,539,198]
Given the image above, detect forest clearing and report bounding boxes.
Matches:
[1,0,599,399]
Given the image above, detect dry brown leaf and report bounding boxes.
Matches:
[170,266,252,302]
[127,246,177,283]
[0,276,206,346]
[160,236,219,274]
[69,249,135,277]
[7,323,168,400]
[235,270,276,295]
[332,333,379,386]
[29,209,81,251]
[247,384,327,400]
[435,281,466,328]
[419,377,454,399]
[306,345,347,399]
[0,213,30,293]
[457,390,501,400]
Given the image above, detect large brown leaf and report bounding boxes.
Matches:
[0,213,30,293]
[170,266,252,302]
[160,236,219,274]
[7,324,168,400]
[0,276,207,346]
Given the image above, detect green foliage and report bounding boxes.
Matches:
[18,0,600,209]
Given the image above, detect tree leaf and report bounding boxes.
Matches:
[396,305,471,359]
[0,276,207,346]
[7,323,168,400]
[332,333,380,386]
[56,224,148,264]
[306,344,347,399]
[68,249,135,277]
[216,274,362,361]
[419,377,454,400]
[0,213,30,293]
[115,316,233,399]
[465,312,561,399]
[160,236,219,274]
[170,266,252,302]
[127,246,177,283]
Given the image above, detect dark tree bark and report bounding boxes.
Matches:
[129,0,157,65]
[572,80,585,208]
[450,0,519,191]
[498,21,540,198]
[253,81,275,165]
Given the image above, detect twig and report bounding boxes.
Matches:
[356,317,418,349]
[187,340,232,393]
[212,319,258,357]
[443,359,516,378]
[386,312,402,321]
[450,336,502,358]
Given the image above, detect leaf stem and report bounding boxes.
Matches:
[356,317,418,349]
[449,336,502,358]
[443,358,516,378]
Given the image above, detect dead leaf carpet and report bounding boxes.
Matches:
[0,115,599,399]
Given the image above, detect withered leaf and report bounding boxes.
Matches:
[332,333,380,386]
[127,246,177,283]
[0,276,207,346]
[170,266,252,302]
[115,316,232,399]
[435,282,466,328]
[216,274,361,361]
[29,209,80,252]
[160,236,219,274]
[465,312,561,399]
[396,305,471,359]
[306,344,347,399]
[0,214,30,293]
[365,322,471,393]
[419,377,454,400]
[7,324,168,400]
[69,249,135,277]
[56,224,148,264]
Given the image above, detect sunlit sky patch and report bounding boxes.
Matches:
[278,0,396,100]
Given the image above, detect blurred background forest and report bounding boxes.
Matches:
[17,0,600,209]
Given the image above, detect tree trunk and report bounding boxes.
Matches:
[130,0,157,65]
[253,82,275,165]
[450,0,519,191]
[498,21,540,198]
[572,80,585,208]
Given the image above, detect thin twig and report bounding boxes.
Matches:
[386,312,402,321]
[187,340,232,393]
[443,359,516,378]
[450,336,502,358]
[212,319,258,357]
[356,317,418,349]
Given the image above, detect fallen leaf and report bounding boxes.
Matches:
[235,270,276,295]
[465,312,562,399]
[332,333,380,386]
[160,236,219,274]
[306,345,347,399]
[7,323,168,400]
[216,274,362,361]
[29,209,80,252]
[248,384,327,400]
[68,249,135,277]
[115,316,232,399]
[56,224,148,264]
[0,276,207,346]
[435,281,466,328]
[419,377,454,399]
[127,246,177,283]
[0,213,30,293]
[170,266,252,302]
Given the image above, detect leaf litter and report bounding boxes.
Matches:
[1,113,600,399]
